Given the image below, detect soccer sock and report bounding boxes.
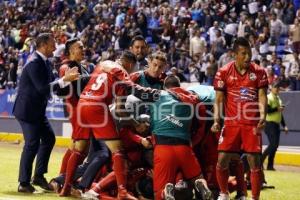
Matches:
[216,164,229,194]
[59,149,72,175]
[233,160,246,196]
[93,171,116,193]
[112,152,127,188]
[63,150,85,188]
[250,168,262,200]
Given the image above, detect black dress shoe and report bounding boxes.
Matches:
[31,176,52,191]
[18,184,36,193]
[266,167,276,171]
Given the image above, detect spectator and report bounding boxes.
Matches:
[290,18,300,54]
[0,0,298,93]
[208,21,221,44]
[237,12,248,37]
[285,52,300,90]
[218,48,234,69]
[270,13,284,45]
[258,26,270,57]
[170,66,187,82]
[211,29,226,59]
[189,28,206,58]
[224,14,238,47]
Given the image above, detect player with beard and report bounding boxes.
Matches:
[129,35,148,72]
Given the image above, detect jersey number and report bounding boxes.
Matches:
[91,73,107,91]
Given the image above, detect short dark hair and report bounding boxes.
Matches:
[120,50,137,63]
[233,37,251,52]
[272,80,282,88]
[130,35,147,47]
[164,75,180,89]
[36,33,53,49]
[64,38,80,56]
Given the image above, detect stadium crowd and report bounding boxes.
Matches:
[0,0,296,200]
[0,0,300,90]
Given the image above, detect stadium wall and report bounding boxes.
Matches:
[0,89,299,165]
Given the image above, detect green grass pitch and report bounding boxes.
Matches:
[0,143,299,200]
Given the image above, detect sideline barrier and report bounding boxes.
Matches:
[0,88,299,166]
[1,132,299,166]
[0,89,66,119]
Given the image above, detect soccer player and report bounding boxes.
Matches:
[131,75,213,200]
[211,37,268,200]
[57,38,95,196]
[130,51,166,90]
[77,50,138,200]
[188,85,220,197]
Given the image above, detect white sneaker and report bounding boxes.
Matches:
[217,193,230,200]
[163,183,175,200]
[81,189,99,200]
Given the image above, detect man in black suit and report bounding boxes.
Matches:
[13,33,80,193]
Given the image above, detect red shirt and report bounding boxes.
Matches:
[214,61,268,126]
[80,60,130,105]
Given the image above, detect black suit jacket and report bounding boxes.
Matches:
[13,52,62,122]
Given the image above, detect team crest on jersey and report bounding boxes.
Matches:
[217,80,224,88]
[249,73,257,81]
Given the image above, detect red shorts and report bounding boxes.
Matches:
[68,108,89,140]
[154,145,201,200]
[218,125,262,153]
[77,100,119,140]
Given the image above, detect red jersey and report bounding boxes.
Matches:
[214,61,268,126]
[80,60,130,104]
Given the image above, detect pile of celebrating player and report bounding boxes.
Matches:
[46,36,268,200]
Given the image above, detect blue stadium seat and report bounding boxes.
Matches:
[148,43,157,49]
[146,36,152,44]
[278,36,287,45]
[276,45,285,54]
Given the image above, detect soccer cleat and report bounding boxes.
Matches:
[175,179,188,190]
[163,183,175,200]
[118,186,138,200]
[235,195,247,200]
[194,179,213,200]
[81,189,99,200]
[217,193,230,200]
[175,180,193,200]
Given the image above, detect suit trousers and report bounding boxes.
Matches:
[18,117,56,184]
